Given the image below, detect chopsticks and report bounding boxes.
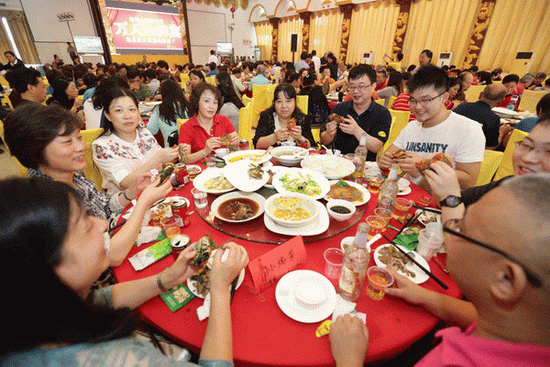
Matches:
[230,276,239,304]
[411,204,441,214]
[383,235,448,290]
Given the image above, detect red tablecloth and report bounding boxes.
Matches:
[112,165,460,366]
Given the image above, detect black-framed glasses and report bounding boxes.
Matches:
[443,219,543,287]
[348,83,373,92]
[408,91,446,106]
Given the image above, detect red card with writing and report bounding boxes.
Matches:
[247,235,307,294]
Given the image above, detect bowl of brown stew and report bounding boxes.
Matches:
[326,199,355,221]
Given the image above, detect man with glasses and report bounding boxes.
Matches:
[329,173,550,366]
[378,64,485,190]
[320,64,391,160]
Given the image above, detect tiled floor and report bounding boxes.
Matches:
[0,142,20,180]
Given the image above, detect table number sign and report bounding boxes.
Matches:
[248,235,307,294]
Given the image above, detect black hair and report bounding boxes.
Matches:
[263,84,304,120]
[348,64,377,85]
[82,73,98,89]
[284,71,301,84]
[536,94,550,116]
[216,71,244,109]
[189,82,222,116]
[209,62,216,71]
[0,177,139,358]
[47,78,75,110]
[502,74,520,85]
[407,64,450,94]
[11,67,42,93]
[387,71,403,94]
[145,68,157,80]
[300,52,307,60]
[4,50,15,57]
[420,49,433,60]
[232,67,241,75]
[189,69,205,82]
[477,71,493,85]
[407,64,417,73]
[91,75,130,110]
[4,104,82,169]
[99,87,140,137]
[126,67,140,80]
[157,79,191,126]
[301,69,317,88]
[157,60,169,70]
[448,77,462,97]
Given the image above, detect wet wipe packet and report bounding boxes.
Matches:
[129,238,172,271]
[160,283,195,312]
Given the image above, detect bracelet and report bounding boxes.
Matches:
[123,190,132,202]
[156,270,168,292]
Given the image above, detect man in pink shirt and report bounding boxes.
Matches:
[329,173,550,366]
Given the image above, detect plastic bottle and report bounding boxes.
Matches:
[338,223,370,301]
[377,164,399,211]
[351,133,368,180]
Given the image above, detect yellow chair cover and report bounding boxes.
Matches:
[375,99,385,106]
[296,95,308,115]
[388,95,397,109]
[493,129,528,181]
[205,76,216,86]
[1,94,13,110]
[377,109,411,158]
[180,73,190,90]
[238,103,254,146]
[0,119,28,176]
[475,150,504,186]
[463,85,485,103]
[242,95,252,107]
[518,90,547,114]
[81,128,105,190]
[0,76,9,88]
[176,119,189,132]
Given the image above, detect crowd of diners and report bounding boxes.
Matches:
[1,47,549,366]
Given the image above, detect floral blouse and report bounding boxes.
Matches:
[93,127,161,194]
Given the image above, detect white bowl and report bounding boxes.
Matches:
[326,199,356,221]
[215,148,229,158]
[264,193,318,228]
[271,146,309,167]
[295,278,327,309]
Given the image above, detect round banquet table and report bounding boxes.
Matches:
[112,158,461,367]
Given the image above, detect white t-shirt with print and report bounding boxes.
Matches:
[393,111,485,183]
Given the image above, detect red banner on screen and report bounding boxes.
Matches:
[107,8,184,54]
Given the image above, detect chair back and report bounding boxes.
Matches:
[1,94,13,110]
[377,109,410,158]
[242,95,252,107]
[176,118,189,132]
[463,85,484,102]
[180,73,190,90]
[0,76,9,88]
[388,95,397,109]
[81,128,104,190]
[493,129,528,181]
[238,103,254,146]
[205,76,217,86]
[296,95,308,115]
[475,150,504,186]
[0,119,28,176]
[518,90,547,113]
[375,98,384,106]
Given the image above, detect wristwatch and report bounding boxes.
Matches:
[440,195,463,208]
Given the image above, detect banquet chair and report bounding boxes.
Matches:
[0,76,9,89]
[0,119,28,176]
[518,90,547,113]
[375,99,384,106]
[176,119,189,132]
[1,94,13,110]
[238,103,254,146]
[493,129,528,181]
[242,95,252,107]
[377,109,410,159]
[464,85,484,102]
[388,95,397,109]
[81,128,104,190]
[205,76,216,86]
[475,150,504,186]
[180,73,189,91]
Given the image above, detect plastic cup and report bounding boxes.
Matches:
[368,175,384,194]
[206,157,216,169]
[366,266,394,300]
[392,198,412,222]
[416,228,444,261]
[374,208,393,224]
[324,248,344,280]
[161,217,181,239]
[366,215,387,239]
[191,188,208,209]
[345,153,355,161]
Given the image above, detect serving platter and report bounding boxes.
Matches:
[300,154,355,180]
[324,180,371,206]
[373,244,430,284]
[210,191,265,223]
[263,201,329,236]
[223,149,272,165]
[222,159,270,192]
[272,167,330,200]
[193,168,235,194]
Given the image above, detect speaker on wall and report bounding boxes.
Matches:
[290,34,298,52]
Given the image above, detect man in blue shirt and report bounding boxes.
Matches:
[248,64,270,91]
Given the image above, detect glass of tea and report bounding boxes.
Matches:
[392,198,413,223]
[366,215,387,239]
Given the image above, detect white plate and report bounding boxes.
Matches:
[187,249,246,299]
[374,244,430,284]
[415,209,441,226]
[210,191,265,223]
[193,168,235,194]
[324,180,371,206]
[272,167,330,200]
[222,159,270,192]
[264,201,329,236]
[398,186,412,196]
[223,149,272,165]
[275,270,337,323]
[264,166,285,189]
[152,196,190,208]
[300,155,355,180]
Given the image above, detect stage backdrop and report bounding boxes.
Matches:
[104,0,185,55]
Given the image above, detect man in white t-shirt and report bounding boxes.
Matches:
[311,50,321,74]
[208,50,219,66]
[379,64,485,190]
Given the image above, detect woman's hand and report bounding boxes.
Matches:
[274,128,290,143]
[329,315,368,367]
[156,146,180,165]
[289,125,303,141]
[162,245,198,289]
[423,161,461,201]
[178,143,191,160]
[325,120,338,138]
[210,242,249,294]
[383,269,431,305]
[229,132,240,146]
[137,177,172,207]
[204,137,221,154]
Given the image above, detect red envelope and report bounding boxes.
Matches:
[247,235,307,294]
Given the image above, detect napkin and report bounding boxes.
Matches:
[136,226,163,247]
[332,295,367,324]
[197,293,211,321]
[247,235,307,294]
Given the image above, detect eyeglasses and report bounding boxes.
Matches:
[514,139,550,161]
[348,83,372,92]
[408,91,446,106]
[443,219,543,287]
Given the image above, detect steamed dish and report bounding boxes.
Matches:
[204,174,234,191]
[270,196,311,222]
